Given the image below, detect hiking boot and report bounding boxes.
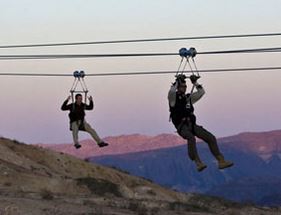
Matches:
[218,160,234,169]
[216,155,234,169]
[98,142,109,148]
[196,162,207,172]
[195,159,207,172]
[74,143,81,149]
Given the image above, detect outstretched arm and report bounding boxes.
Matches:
[61,96,72,110]
[85,96,94,110]
[190,82,205,104]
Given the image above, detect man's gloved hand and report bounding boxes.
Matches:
[176,74,187,84]
[190,75,200,84]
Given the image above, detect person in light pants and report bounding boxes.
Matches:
[61,94,108,149]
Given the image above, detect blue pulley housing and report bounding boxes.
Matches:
[73,71,80,78]
[80,71,85,78]
[179,48,189,57]
[189,47,197,58]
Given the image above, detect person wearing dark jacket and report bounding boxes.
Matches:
[168,74,233,171]
[61,93,108,149]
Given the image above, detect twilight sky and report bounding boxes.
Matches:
[0,0,280,144]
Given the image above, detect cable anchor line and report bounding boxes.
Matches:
[1,32,281,49]
[0,66,281,77]
[0,46,280,60]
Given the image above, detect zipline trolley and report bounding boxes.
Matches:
[70,70,89,103]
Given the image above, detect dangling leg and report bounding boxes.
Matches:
[178,123,207,172]
[193,124,233,169]
[83,121,109,147]
[71,121,81,149]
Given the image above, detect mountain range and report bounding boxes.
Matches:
[40,129,281,207]
[39,133,186,159]
[219,130,281,159]
[39,129,281,160]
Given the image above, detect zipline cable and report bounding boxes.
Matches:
[0,32,281,49]
[0,47,280,60]
[0,66,281,77]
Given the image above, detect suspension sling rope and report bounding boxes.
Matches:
[188,49,199,94]
[70,71,88,104]
[174,47,196,76]
[176,57,184,75]
[178,47,198,75]
[177,47,200,95]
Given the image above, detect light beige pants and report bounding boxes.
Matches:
[71,120,102,145]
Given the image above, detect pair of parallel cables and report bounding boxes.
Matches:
[1,32,281,97]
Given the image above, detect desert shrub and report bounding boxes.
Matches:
[147,189,156,196]
[76,177,122,197]
[4,182,12,187]
[12,139,24,145]
[190,194,241,209]
[128,202,148,215]
[168,201,210,213]
[40,189,54,200]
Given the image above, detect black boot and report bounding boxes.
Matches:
[98,142,109,148]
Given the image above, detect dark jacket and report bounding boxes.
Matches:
[168,82,205,129]
[169,93,196,128]
[61,100,93,123]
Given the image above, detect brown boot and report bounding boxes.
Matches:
[216,155,234,169]
[195,159,207,172]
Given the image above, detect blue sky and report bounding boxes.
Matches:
[0,0,281,143]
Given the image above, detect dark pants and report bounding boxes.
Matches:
[177,122,221,161]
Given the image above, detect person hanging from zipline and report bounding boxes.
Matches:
[168,74,233,172]
[61,71,108,149]
[61,94,109,149]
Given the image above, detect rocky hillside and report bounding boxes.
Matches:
[0,137,279,215]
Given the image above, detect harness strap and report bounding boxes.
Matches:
[177,118,196,135]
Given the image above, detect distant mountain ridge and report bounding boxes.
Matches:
[90,143,281,206]
[220,130,281,159]
[39,133,186,159]
[40,129,281,159]
[38,129,281,207]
